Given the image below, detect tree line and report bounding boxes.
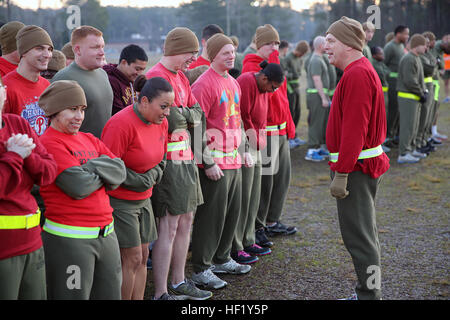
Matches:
[0,0,448,52]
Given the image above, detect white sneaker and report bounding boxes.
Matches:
[212,258,251,275]
[433,132,447,140]
[192,268,227,290]
[397,153,420,164]
[412,150,427,159]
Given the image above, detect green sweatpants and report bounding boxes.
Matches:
[42,231,122,300]
[256,134,291,229]
[191,168,242,273]
[415,82,434,148]
[232,149,261,252]
[0,247,46,300]
[288,90,301,131]
[387,77,399,139]
[333,170,382,300]
[398,96,421,155]
[306,93,329,148]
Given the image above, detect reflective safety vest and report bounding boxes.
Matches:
[0,209,41,230]
[329,145,384,163]
[444,53,450,71]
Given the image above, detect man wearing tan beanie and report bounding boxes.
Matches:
[281,40,309,148]
[3,25,53,136]
[191,33,253,288]
[397,34,428,164]
[0,21,25,76]
[41,50,66,80]
[325,16,389,300]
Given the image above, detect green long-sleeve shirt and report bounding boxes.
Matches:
[384,40,405,73]
[372,59,390,87]
[396,52,425,97]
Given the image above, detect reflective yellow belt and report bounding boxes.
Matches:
[167,140,190,152]
[266,121,287,132]
[389,72,398,78]
[398,91,420,101]
[329,145,384,163]
[43,218,114,239]
[287,79,299,94]
[306,88,332,96]
[424,76,433,83]
[382,86,389,92]
[210,148,238,159]
[0,209,41,230]
[433,80,440,101]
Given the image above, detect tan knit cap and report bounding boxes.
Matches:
[255,24,280,50]
[326,16,365,52]
[0,21,25,55]
[39,80,87,117]
[294,40,309,56]
[206,33,234,62]
[409,34,427,49]
[47,50,66,71]
[16,25,53,56]
[164,27,199,56]
[61,42,75,60]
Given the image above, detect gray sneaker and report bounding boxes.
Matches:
[168,278,213,300]
[191,268,228,290]
[153,292,184,300]
[212,258,251,275]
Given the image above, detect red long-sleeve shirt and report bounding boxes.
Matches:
[0,114,57,259]
[326,57,390,178]
[236,72,269,150]
[241,51,295,139]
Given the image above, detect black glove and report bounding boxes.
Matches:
[420,91,429,103]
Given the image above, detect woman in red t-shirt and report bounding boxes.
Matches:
[39,80,127,299]
[101,76,173,300]
[0,75,57,300]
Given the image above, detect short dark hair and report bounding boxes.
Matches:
[201,24,224,41]
[394,25,408,35]
[279,40,289,50]
[370,46,382,56]
[259,60,284,84]
[134,75,173,103]
[119,44,148,64]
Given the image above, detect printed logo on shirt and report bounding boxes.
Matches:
[220,89,240,127]
[70,150,99,165]
[122,86,138,106]
[20,97,48,136]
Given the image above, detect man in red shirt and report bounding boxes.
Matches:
[325,17,389,300]
[191,34,253,290]
[0,21,25,77]
[3,25,53,136]
[188,24,224,70]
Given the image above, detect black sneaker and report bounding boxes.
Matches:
[429,138,442,146]
[266,222,297,237]
[255,228,273,248]
[231,250,259,264]
[244,244,271,256]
